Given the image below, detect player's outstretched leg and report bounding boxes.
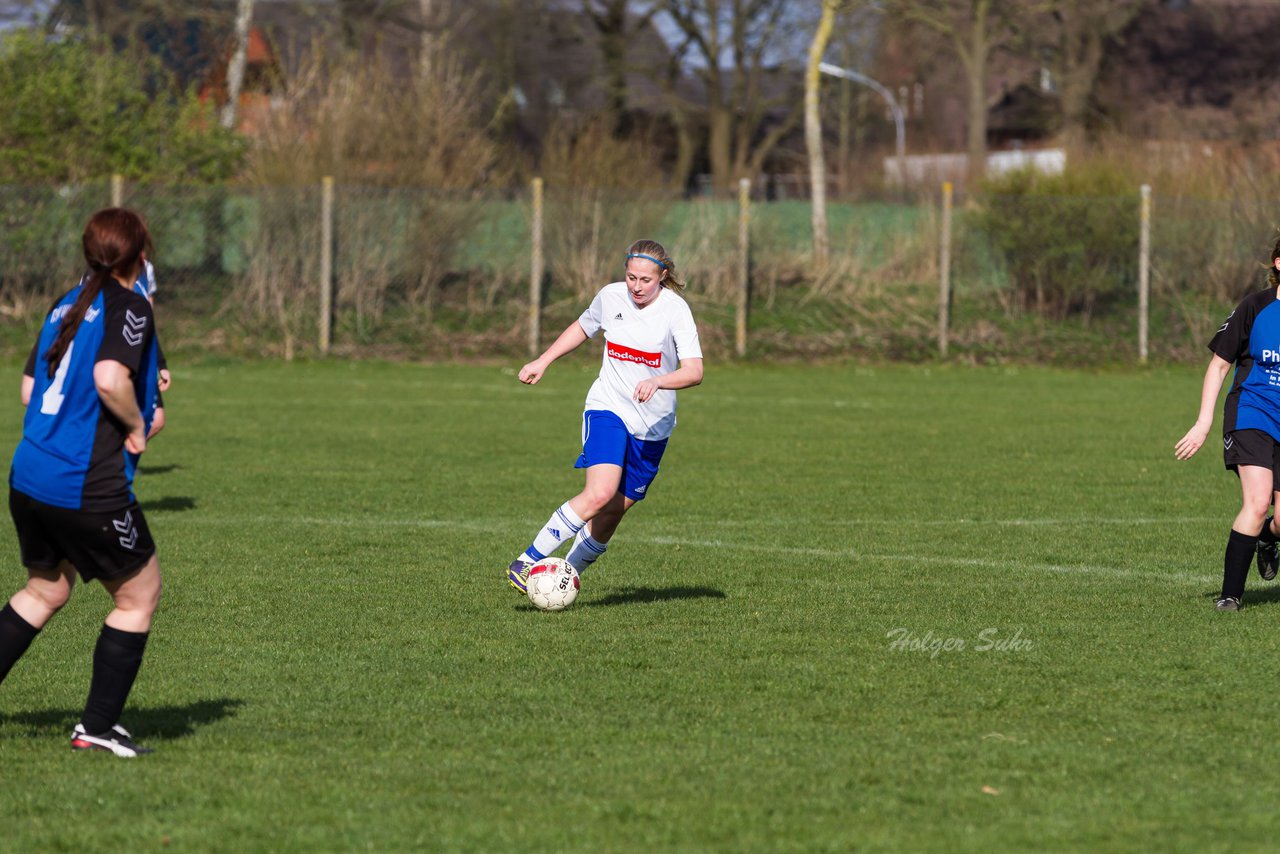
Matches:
[1218,529,1258,611]
[1219,467,1272,610]
[567,493,629,574]
[1,564,74,686]
[0,602,41,686]
[567,525,608,573]
[73,556,160,757]
[508,502,587,593]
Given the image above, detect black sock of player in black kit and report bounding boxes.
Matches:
[1261,516,1278,545]
[79,625,149,735]
[1223,529,1259,600]
[0,603,39,685]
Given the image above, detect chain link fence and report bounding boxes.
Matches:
[0,178,1270,363]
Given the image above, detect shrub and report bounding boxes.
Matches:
[0,30,243,183]
[972,163,1139,320]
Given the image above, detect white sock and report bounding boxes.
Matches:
[567,525,608,573]
[521,502,586,562]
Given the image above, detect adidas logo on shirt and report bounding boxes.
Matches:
[614,313,623,320]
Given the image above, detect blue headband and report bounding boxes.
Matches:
[626,252,667,270]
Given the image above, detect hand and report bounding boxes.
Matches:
[1175,423,1211,460]
[633,378,661,403]
[518,360,547,385]
[147,406,165,439]
[158,368,171,392]
[125,427,146,455]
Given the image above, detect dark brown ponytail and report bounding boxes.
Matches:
[45,208,152,376]
[1270,231,1280,288]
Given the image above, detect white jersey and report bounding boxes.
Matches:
[141,260,157,299]
[577,282,702,441]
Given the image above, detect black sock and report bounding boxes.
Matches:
[1222,529,1259,600]
[79,625,149,736]
[0,603,40,686]
[1261,516,1279,545]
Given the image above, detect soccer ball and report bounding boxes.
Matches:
[526,557,580,611]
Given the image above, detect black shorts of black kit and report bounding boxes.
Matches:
[1223,429,1280,492]
[9,489,155,583]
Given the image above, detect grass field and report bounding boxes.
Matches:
[0,357,1274,851]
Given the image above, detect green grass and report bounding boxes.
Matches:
[0,358,1272,851]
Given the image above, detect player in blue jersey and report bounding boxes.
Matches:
[0,209,164,756]
[75,257,170,436]
[1176,235,1280,610]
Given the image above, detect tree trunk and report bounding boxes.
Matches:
[419,0,451,80]
[669,105,697,193]
[707,102,733,192]
[963,0,989,184]
[1058,18,1104,154]
[221,0,255,130]
[806,1,837,273]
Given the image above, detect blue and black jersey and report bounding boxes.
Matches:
[11,283,160,511]
[1210,287,1280,441]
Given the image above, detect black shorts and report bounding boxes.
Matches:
[1224,429,1280,491]
[9,488,156,582]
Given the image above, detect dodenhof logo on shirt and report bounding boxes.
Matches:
[606,341,661,368]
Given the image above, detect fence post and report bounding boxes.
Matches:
[1138,184,1151,365]
[319,176,334,355]
[736,177,751,358]
[938,181,953,358]
[529,177,545,357]
[110,174,124,207]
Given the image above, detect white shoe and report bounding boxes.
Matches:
[70,723,153,757]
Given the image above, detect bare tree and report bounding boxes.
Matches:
[891,0,1031,181]
[582,0,661,136]
[46,0,230,46]
[660,0,808,192]
[418,0,460,78]
[220,0,255,129]
[336,0,421,52]
[806,0,841,272]
[1046,0,1140,152]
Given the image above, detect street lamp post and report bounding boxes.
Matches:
[818,61,906,184]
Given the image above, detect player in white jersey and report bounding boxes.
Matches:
[133,259,171,437]
[507,239,704,593]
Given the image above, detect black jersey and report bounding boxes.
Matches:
[11,284,160,511]
[1209,287,1280,439]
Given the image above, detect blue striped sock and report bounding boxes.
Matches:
[567,527,608,573]
[525,502,585,560]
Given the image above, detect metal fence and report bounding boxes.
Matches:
[0,177,1271,363]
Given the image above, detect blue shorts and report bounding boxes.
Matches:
[574,410,668,501]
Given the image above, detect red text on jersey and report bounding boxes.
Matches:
[606,340,662,368]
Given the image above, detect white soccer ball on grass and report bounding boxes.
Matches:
[526,557,580,611]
